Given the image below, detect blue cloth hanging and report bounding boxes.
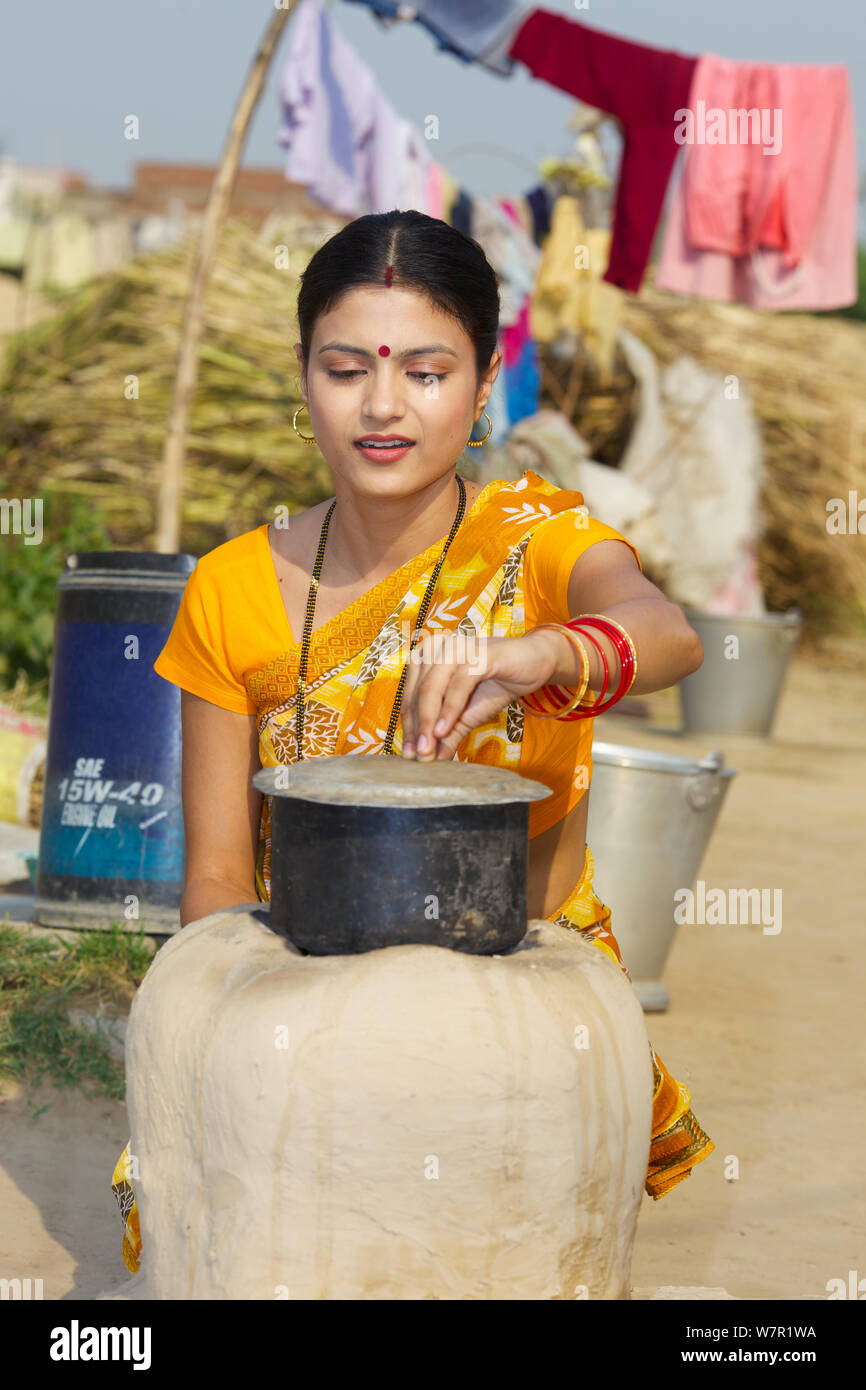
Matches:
[525,183,552,246]
[449,187,473,237]
[504,334,540,426]
[479,333,511,447]
[341,0,527,76]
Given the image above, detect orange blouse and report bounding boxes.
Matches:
[154,472,641,843]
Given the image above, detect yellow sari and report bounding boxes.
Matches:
[112,470,713,1274]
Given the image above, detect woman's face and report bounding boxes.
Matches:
[294,285,500,499]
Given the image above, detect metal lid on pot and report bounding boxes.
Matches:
[253,754,552,808]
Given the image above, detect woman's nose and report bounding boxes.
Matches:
[362,371,405,421]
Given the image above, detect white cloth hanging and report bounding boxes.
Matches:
[278,0,435,215]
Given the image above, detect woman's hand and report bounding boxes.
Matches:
[400,628,571,760]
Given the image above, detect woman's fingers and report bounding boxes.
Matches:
[399,629,565,760]
[432,702,478,759]
[400,658,419,754]
[400,632,435,753]
[412,666,473,760]
[401,632,487,760]
[429,667,483,743]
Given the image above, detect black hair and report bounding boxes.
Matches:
[296,209,500,386]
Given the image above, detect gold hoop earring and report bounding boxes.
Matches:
[292,404,316,444]
[466,411,493,447]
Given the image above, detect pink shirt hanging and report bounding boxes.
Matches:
[655,54,857,310]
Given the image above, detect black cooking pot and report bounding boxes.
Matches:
[252,755,551,955]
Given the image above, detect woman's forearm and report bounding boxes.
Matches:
[535,599,703,697]
[180,875,260,928]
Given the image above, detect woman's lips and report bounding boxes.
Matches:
[353,441,416,462]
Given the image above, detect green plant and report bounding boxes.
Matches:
[0,486,113,690]
[0,919,160,1104]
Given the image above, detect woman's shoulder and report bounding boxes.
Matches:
[479,469,585,512]
[194,507,327,580]
[462,477,487,509]
[196,525,264,569]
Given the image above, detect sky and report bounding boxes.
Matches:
[1,0,863,227]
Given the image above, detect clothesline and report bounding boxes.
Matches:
[277,0,857,441]
[281,0,858,318]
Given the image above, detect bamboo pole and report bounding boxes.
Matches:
[154,0,296,552]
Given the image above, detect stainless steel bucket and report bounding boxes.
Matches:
[678,607,802,736]
[585,742,737,1011]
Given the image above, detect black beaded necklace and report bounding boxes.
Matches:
[295,474,468,760]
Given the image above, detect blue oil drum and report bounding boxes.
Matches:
[33,550,195,933]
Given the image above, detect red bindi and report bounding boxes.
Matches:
[378,344,390,356]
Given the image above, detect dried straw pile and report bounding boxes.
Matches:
[1,217,863,636]
[0,216,342,556]
[623,284,866,633]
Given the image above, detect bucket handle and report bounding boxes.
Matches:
[683,750,727,811]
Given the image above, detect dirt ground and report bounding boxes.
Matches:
[1,645,863,1300]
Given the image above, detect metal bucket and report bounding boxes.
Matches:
[586,741,737,1011]
[679,607,802,736]
[34,550,194,932]
[253,755,551,955]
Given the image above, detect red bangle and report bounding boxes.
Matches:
[570,623,610,705]
[579,617,635,711]
[545,622,609,719]
[528,624,610,720]
[563,616,635,717]
[523,684,573,715]
[522,615,637,722]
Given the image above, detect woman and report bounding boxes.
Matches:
[111,209,713,1275]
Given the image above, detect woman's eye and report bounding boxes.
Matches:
[325,368,447,382]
